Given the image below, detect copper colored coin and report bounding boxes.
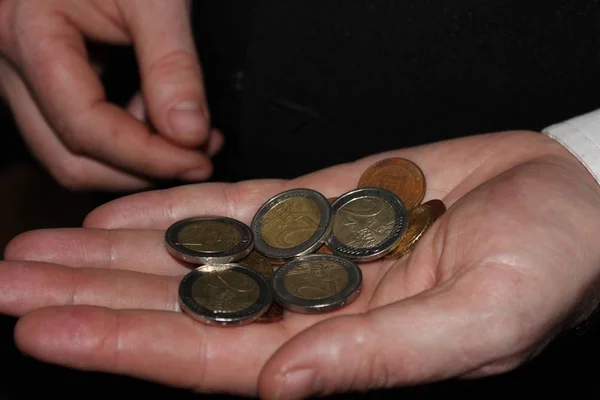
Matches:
[256,302,285,323]
[386,199,445,259]
[267,258,286,267]
[315,244,334,255]
[358,158,426,209]
[426,199,447,219]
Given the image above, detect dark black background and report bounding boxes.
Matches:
[1,0,600,398]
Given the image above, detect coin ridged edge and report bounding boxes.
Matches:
[272,254,363,313]
[326,187,408,262]
[251,188,332,261]
[165,216,254,265]
[178,264,272,326]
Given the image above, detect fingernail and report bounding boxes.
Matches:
[274,369,323,400]
[169,102,205,139]
[179,167,211,181]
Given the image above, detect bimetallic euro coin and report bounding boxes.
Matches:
[385,199,445,259]
[358,157,426,209]
[251,188,332,261]
[178,264,272,326]
[165,216,254,264]
[326,187,408,262]
[272,254,362,313]
[237,250,274,280]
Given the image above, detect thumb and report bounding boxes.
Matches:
[119,0,210,148]
[259,275,543,399]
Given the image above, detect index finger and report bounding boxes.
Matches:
[82,147,436,230]
[83,159,369,230]
[14,6,212,181]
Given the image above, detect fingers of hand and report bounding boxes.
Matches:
[119,0,210,147]
[83,180,289,229]
[83,159,381,230]
[0,58,152,190]
[3,227,186,317]
[0,261,180,316]
[126,92,224,158]
[126,91,146,122]
[203,128,225,158]
[82,136,510,230]
[4,228,191,275]
[10,3,213,182]
[15,306,284,395]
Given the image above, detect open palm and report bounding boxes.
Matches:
[3,130,600,399]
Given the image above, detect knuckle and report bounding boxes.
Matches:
[50,162,92,191]
[0,0,17,55]
[57,130,88,155]
[360,349,394,391]
[146,50,199,84]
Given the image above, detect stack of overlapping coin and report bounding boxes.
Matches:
[325,157,447,259]
[165,157,446,326]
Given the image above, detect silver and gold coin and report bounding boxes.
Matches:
[272,254,362,313]
[165,216,254,264]
[251,188,332,261]
[178,264,272,326]
[326,187,408,262]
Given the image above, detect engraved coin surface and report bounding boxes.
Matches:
[237,250,274,280]
[332,196,395,248]
[326,188,408,262]
[165,216,253,265]
[261,197,321,248]
[179,264,272,326]
[358,158,426,209]
[252,189,332,261]
[272,254,362,313]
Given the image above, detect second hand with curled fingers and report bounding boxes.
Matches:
[0,0,222,190]
[3,131,600,399]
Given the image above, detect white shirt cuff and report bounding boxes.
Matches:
[542,108,600,185]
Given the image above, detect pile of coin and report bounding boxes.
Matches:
[165,158,446,326]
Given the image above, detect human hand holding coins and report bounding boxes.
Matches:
[165,159,446,326]
[4,131,600,399]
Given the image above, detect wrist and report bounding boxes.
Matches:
[542,108,600,188]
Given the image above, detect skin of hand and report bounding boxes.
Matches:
[0,0,223,191]
[3,130,600,399]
